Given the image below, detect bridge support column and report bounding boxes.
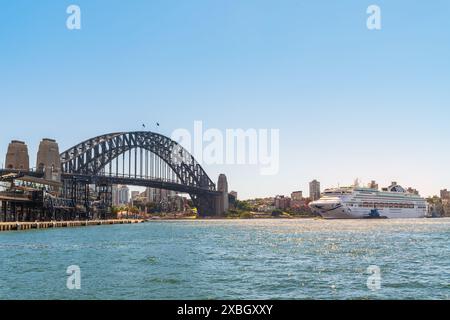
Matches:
[195,174,229,216]
[195,195,217,217]
[216,174,229,214]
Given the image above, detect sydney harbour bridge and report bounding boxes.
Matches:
[0,131,231,221]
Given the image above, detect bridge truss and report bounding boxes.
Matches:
[60,132,220,216]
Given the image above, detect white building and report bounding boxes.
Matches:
[112,185,130,206]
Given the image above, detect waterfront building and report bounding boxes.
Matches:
[130,191,140,205]
[229,191,238,209]
[407,187,419,195]
[443,202,450,217]
[257,204,276,212]
[368,180,379,190]
[112,186,118,205]
[139,188,185,212]
[275,195,291,210]
[171,195,186,212]
[146,187,174,203]
[440,189,450,217]
[247,197,276,212]
[291,191,303,201]
[309,180,321,201]
[112,185,130,206]
[119,186,130,204]
[290,191,306,211]
[145,187,155,202]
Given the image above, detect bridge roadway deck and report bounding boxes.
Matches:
[0,170,220,196]
[62,174,221,196]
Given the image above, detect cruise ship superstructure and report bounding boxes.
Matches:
[309,182,427,219]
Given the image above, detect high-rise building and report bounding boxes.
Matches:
[441,189,450,200]
[290,191,306,211]
[145,188,174,203]
[275,195,291,210]
[309,180,321,201]
[291,191,303,201]
[145,187,155,202]
[112,185,118,206]
[119,186,130,205]
[112,185,130,206]
[229,191,238,208]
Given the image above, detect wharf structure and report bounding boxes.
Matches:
[0,219,143,232]
[0,139,98,222]
[1,131,232,223]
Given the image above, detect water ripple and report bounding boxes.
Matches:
[0,218,449,299]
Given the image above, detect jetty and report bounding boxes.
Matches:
[0,219,144,232]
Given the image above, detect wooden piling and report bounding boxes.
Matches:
[0,219,144,232]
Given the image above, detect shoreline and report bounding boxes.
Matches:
[2,215,445,232]
[145,215,445,221]
[0,219,143,232]
[146,215,318,221]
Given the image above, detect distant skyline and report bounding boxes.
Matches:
[1,1,450,199]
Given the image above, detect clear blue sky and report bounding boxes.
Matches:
[1,1,449,199]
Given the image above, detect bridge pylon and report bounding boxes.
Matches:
[195,174,229,216]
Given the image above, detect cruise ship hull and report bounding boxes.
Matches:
[309,186,428,219]
[316,206,426,219]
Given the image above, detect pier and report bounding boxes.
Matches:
[0,219,144,232]
[1,131,230,222]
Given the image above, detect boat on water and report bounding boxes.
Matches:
[309,182,427,219]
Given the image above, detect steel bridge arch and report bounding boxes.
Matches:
[60,132,216,192]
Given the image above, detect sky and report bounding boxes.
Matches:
[1,0,450,199]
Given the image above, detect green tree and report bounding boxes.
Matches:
[271,209,283,217]
[236,200,252,211]
[427,196,442,205]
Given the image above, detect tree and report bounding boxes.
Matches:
[427,196,442,205]
[146,202,158,213]
[272,209,283,217]
[130,206,140,214]
[236,200,252,211]
[111,206,120,215]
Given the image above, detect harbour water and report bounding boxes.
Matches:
[0,218,449,300]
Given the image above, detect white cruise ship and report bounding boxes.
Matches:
[309,182,427,219]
